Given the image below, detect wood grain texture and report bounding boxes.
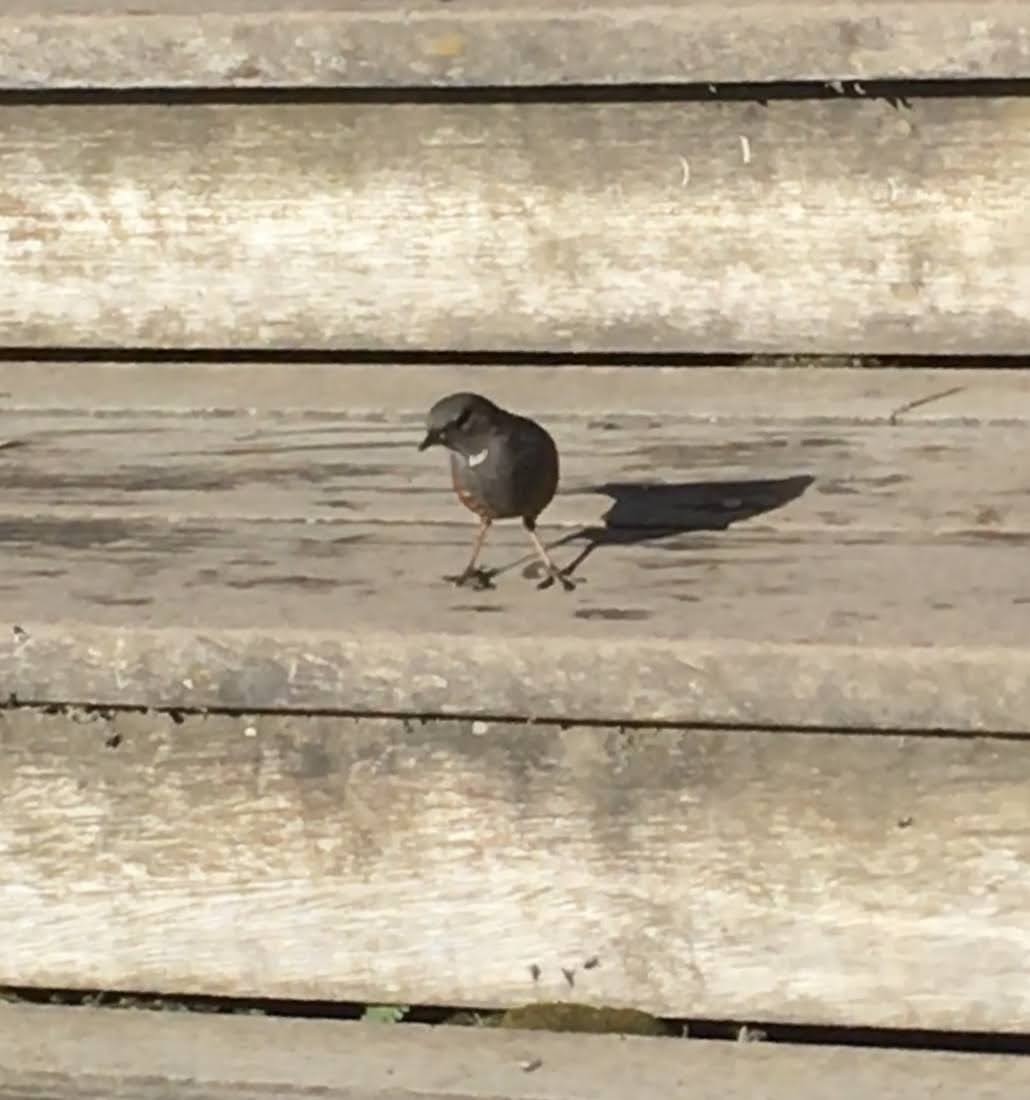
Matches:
[0,363,1025,729]
[2,1008,1028,1100]
[1,519,1029,731]
[5,99,1030,353]
[0,409,1024,533]
[3,1,1029,88]
[2,711,1030,1028]
[0,362,1020,423]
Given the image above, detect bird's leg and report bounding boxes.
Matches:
[523,518,575,591]
[447,518,495,588]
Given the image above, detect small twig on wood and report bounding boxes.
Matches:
[888,385,965,424]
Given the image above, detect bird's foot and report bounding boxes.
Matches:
[536,567,576,593]
[523,559,576,592]
[445,566,497,590]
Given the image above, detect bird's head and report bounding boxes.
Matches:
[418,392,503,456]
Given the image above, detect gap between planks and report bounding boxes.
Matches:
[3,615,1030,733]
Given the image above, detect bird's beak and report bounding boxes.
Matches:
[418,429,440,451]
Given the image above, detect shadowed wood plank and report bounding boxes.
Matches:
[1,712,1030,1029]
[3,2,1029,88]
[0,409,1023,533]
[1,1007,1027,1100]
[5,100,1030,353]
[0,516,1028,730]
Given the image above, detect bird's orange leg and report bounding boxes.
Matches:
[524,518,574,591]
[447,518,495,588]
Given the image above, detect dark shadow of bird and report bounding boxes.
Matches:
[511,474,815,583]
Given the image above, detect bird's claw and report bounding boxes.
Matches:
[446,567,497,590]
[537,569,575,592]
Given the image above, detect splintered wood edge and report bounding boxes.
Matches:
[0,364,1026,425]
[3,624,1029,733]
[0,1005,1027,1100]
[2,1,1029,87]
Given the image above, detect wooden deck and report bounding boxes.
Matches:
[1,362,1027,1032]
[5,0,1030,87]
[2,1004,1028,1100]
[2,0,1029,1092]
[5,98,1030,354]
[5,706,1030,1028]
[1,363,1028,730]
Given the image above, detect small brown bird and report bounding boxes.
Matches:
[418,392,573,590]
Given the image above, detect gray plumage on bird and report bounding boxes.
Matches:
[418,392,573,590]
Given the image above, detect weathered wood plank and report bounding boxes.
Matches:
[3,713,1030,1028]
[2,1008,1028,1100]
[0,518,1028,731]
[5,100,1030,353]
[3,1,1029,89]
[0,363,1023,423]
[0,409,1024,533]
[0,365,1021,731]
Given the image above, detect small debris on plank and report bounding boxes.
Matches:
[737,1025,767,1042]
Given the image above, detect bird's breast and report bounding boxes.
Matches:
[449,451,495,516]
